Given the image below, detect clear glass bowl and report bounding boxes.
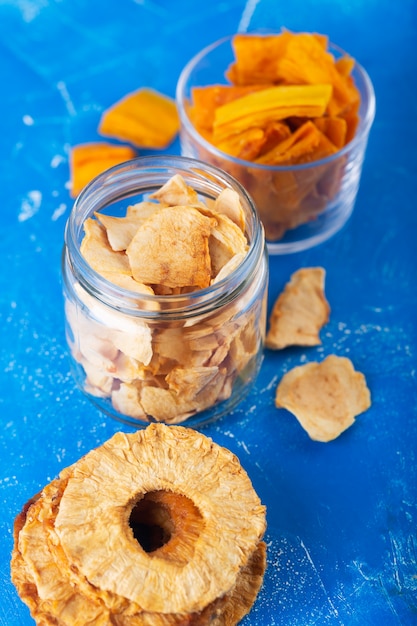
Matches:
[62,155,268,428]
[176,35,376,254]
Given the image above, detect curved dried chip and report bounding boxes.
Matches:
[80,218,131,277]
[266,267,330,349]
[209,213,248,277]
[213,188,246,232]
[70,143,136,199]
[126,206,215,289]
[149,173,199,206]
[94,213,142,252]
[275,355,371,441]
[98,88,179,149]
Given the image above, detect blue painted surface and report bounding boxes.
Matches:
[0,1,416,624]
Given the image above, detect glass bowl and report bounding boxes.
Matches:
[176,34,376,254]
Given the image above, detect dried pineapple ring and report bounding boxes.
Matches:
[54,424,266,615]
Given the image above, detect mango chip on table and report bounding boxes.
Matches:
[69,142,137,198]
[99,87,180,149]
[187,30,362,240]
[64,174,267,424]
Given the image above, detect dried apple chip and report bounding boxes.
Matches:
[80,218,131,277]
[98,88,180,149]
[266,267,330,349]
[94,212,143,251]
[213,187,246,232]
[275,355,371,441]
[149,173,199,206]
[126,205,215,289]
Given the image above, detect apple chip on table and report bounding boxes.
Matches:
[266,267,330,349]
[275,355,371,442]
[65,174,264,424]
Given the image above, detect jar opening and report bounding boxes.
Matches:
[64,156,265,320]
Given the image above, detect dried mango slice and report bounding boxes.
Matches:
[256,120,338,166]
[226,31,294,85]
[213,84,332,143]
[216,127,266,160]
[70,142,136,198]
[275,33,359,116]
[313,116,347,149]
[189,84,265,132]
[275,355,371,441]
[98,88,180,149]
[227,31,328,85]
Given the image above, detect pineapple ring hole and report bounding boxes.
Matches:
[129,490,203,561]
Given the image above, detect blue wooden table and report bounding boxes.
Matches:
[1,1,416,624]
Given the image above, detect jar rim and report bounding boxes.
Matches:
[64,155,266,319]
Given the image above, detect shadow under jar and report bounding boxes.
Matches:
[62,155,268,428]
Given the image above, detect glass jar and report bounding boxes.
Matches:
[62,155,268,428]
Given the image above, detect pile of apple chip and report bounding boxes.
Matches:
[65,174,266,423]
[11,424,267,625]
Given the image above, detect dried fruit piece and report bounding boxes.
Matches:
[213,84,332,144]
[99,88,180,149]
[80,218,131,277]
[69,142,136,198]
[126,206,215,289]
[11,425,267,624]
[255,120,338,165]
[275,355,371,441]
[213,188,246,231]
[149,173,199,206]
[266,267,330,349]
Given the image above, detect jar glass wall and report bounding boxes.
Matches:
[62,156,268,427]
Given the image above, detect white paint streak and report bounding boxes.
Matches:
[239,440,250,455]
[388,532,403,592]
[16,0,48,23]
[51,154,65,168]
[56,80,76,116]
[237,0,261,32]
[18,190,42,222]
[52,203,67,221]
[300,538,341,619]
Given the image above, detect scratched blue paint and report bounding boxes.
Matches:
[0,1,416,624]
